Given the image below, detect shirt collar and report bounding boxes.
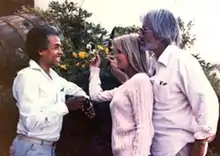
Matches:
[29,60,53,71]
[29,60,42,70]
[29,60,55,80]
[157,44,177,67]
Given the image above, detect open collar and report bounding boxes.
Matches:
[29,60,54,80]
[157,44,177,67]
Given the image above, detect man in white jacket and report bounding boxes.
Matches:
[10,25,94,156]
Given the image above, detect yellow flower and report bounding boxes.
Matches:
[97,45,104,51]
[105,48,109,55]
[59,64,67,70]
[78,51,88,59]
[72,52,77,58]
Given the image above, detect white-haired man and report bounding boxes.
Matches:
[139,9,219,156]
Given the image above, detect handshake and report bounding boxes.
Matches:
[65,95,95,119]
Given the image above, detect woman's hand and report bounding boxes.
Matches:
[90,55,101,68]
[106,55,129,84]
[106,55,118,69]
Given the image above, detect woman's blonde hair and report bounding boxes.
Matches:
[112,33,150,74]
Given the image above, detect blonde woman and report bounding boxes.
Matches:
[89,33,154,156]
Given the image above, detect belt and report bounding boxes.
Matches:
[16,134,56,147]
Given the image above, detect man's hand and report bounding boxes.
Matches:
[189,140,208,156]
[65,96,86,111]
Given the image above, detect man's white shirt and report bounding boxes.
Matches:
[149,45,219,156]
[13,60,88,141]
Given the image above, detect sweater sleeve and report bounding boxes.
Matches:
[89,67,116,102]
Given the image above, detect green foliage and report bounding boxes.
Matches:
[177,17,196,49]
[47,1,107,50]
[113,25,139,37]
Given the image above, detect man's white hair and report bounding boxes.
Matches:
[142,9,181,46]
